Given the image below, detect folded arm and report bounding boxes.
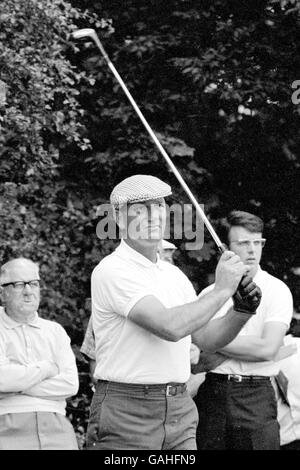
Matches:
[23,328,78,400]
[0,359,57,393]
[218,322,288,362]
[22,368,78,400]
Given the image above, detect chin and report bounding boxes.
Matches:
[140,230,162,241]
[248,266,259,277]
[22,304,38,313]
[142,237,161,245]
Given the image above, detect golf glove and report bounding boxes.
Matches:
[233,275,262,315]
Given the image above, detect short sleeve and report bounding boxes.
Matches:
[91,261,155,318]
[264,282,293,327]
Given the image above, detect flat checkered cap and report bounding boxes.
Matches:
[110,175,172,206]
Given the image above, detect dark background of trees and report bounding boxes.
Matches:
[1,0,300,447]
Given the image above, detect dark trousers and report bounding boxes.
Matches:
[86,380,199,450]
[194,373,280,450]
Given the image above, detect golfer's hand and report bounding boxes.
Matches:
[214,251,247,297]
[233,275,262,315]
[190,343,200,365]
[191,351,227,373]
[186,373,206,398]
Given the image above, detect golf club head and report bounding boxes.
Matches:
[72,28,97,41]
[71,28,107,57]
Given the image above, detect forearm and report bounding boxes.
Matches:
[0,361,55,393]
[219,336,281,362]
[23,369,79,399]
[192,308,251,352]
[164,287,233,341]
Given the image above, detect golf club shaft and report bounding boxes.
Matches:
[75,30,224,252]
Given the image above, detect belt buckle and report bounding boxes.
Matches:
[228,374,243,383]
[166,385,176,396]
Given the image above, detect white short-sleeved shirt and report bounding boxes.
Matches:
[92,240,197,384]
[199,267,293,376]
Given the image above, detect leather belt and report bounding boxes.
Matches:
[97,380,187,396]
[165,383,187,396]
[207,373,270,383]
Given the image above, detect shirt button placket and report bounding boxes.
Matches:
[23,325,31,360]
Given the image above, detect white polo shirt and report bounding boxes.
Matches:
[199,267,293,376]
[92,240,197,384]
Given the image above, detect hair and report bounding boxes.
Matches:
[220,210,264,245]
[0,258,39,285]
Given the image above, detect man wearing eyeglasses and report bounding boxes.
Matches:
[194,210,294,450]
[0,258,79,450]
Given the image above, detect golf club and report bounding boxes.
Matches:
[72,28,225,252]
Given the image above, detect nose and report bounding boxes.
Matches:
[148,205,162,223]
[23,283,33,294]
[247,242,255,252]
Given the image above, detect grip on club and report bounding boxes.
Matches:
[239,273,260,303]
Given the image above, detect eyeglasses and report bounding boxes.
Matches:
[1,280,40,291]
[230,239,266,248]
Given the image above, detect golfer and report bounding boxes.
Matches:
[86,175,261,450]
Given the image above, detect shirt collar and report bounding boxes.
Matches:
[253,265,264,283]
[116,239,162,268]
[0,307,41,329]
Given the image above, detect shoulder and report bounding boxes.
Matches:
[92,251,117,273]
[38,318,69,337]
[92,250,130,280]
[261,270,292,298]
[160,260,185,276]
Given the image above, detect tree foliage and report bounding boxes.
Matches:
[0,0,97,325]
